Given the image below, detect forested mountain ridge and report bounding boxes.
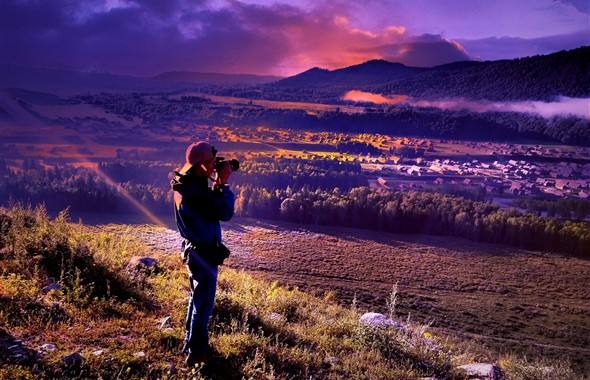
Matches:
[272,46,590,101]
[277,59,424,87]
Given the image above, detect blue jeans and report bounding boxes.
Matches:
[184,247,218,355]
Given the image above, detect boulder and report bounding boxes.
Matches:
[42,283,61,293]
[63,352,84,367]
[39,343,57,353]
[457,363,503,380]
[359,312,404,329]
[128,256,159,273]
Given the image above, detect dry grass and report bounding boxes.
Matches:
[0,206,578,379]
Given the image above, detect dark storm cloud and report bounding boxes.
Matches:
[555,0,590,14]
[0,0,471,76]
[458,30,590,61]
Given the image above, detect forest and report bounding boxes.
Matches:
[1,161,588,256]
[78,91,590,146]
[512,197,590,220]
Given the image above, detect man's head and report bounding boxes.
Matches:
[181,141,217,177]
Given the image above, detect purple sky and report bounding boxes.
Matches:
[1,0,588,76]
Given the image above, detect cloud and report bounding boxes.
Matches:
[343,90,408,104]
[0,0,470,76]
[457,30,590,61]
[554,0,590,14]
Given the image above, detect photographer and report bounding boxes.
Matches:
[171,141,235,367]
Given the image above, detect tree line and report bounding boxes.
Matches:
[235,185,590,256]
[2,164,588,256]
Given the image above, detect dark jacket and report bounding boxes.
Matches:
[171,172,235,247]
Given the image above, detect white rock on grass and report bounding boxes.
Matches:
[457,363,503,380]
[133,351,146,358]
[267,312,286,322]
[359,312,404,329]
[39,343,57,352]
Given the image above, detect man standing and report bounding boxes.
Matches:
[171,141,235,367]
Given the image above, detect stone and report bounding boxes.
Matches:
[128,256,159,273]
[133,351,146,358]
[359,312,404,329]
[63,352,84,367]
[267,312,285,322]
[92,349,104,356]
[39,343,57,352]
[42,283,61,293]
[457,363,503,380]
[159,316,172,329]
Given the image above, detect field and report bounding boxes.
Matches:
[126,217,590,374]
[9,206,579,379]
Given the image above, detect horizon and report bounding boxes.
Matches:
[2,45,588,79]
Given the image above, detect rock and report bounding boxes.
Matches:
[325,356,339,365]
[128,256,159,273]
[92,349,104,356]
[42,283,61,293]
[267,312,286,322]
[39,343,57,352]
[133,351,146,358]
[63,352,84,367]
[457,363,503,380]
[159,316,172,329]
[359,312,404,329]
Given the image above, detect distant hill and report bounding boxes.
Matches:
[0,65,280,95]
[273,46,590,100]
[277,59,424,87]
[0,64,179,95]
[152,71,281,85]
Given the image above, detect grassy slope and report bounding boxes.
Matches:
[132,217,590,375]
[0,206,577,379]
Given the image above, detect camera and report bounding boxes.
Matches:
[214,157,240,172]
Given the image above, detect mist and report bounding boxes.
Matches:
[343,90,590,119]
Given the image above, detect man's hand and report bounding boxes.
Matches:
[215,161,232,186]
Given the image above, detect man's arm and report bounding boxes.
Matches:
[182,161,235,221]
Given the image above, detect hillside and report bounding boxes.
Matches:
[0,65,279,95]
[152,72,282,86]
[272,46,590,101]
[276,60,424,88]
[0,206,580,379]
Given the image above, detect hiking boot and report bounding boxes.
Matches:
[185,351,209,368]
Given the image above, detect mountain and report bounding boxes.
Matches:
[376,46,590,100]
[0,64,180,95]
[276,59,425,87]
[152,71,281,85]
[273,46,590,100]
[0,65,280,95]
